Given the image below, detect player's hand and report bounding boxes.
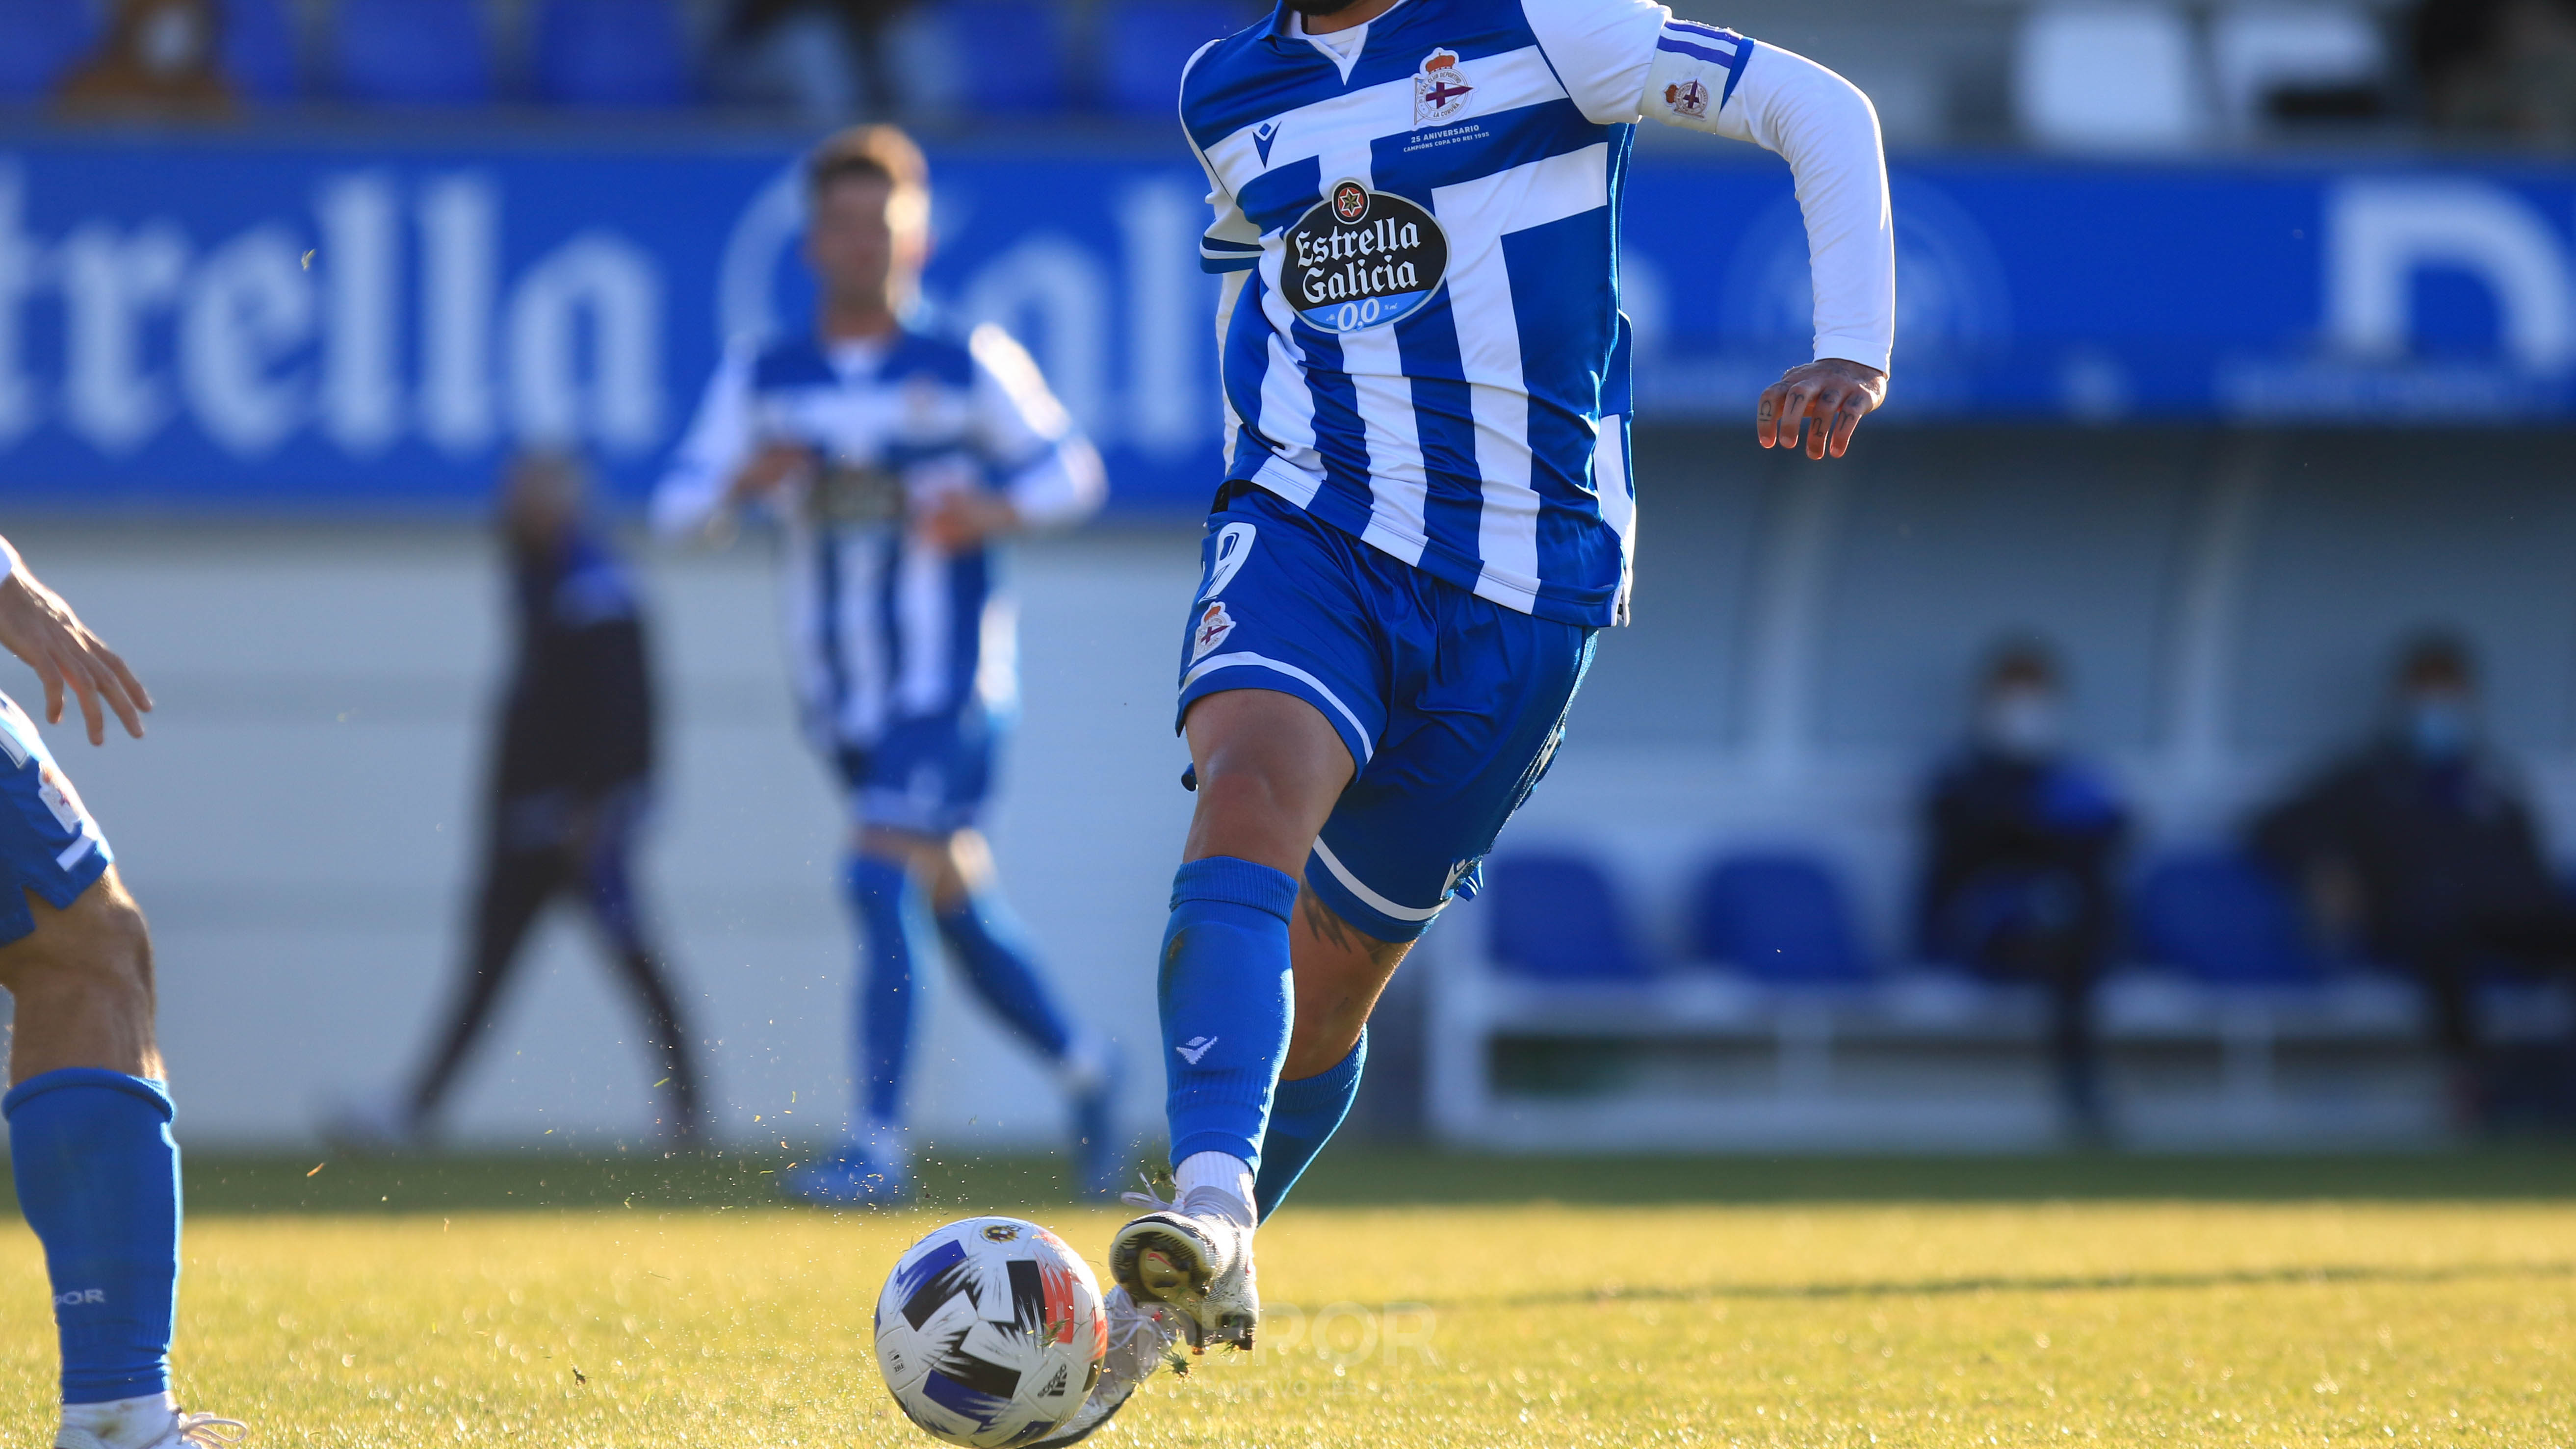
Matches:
[0,565,152,745]
[918,491,1020,552]
[1757,358,1887,461]
[729,441,814,503]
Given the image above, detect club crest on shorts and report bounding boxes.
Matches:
[1192,601,1238,661]
[1412,48,1472,128]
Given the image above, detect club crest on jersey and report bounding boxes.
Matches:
[1663,76,1710,120]
[1286,180,1450,333]
[1191,601,1238,661]
[1412,48,1472,128]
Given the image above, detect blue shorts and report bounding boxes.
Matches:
[835,709,999,836]
[0,692,114,945]
[1174,486,1595,943]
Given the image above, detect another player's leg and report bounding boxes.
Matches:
[3,866,240,1449]
[576,784,703,1142]
[393,812,566,1140]
[781,836,923,1204]
[917,828,1124,1196]
[1109,687,1351,1348]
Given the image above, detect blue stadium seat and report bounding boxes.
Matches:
[220,0,301,102]
[1690,854,1873,986]
[1483,852,1653,984]
[335,0,493,106]
[534,0,692,108]
[1103,0,1254,116]
[2133,851,2324,985]
[934,0,1069,114]
[0,0,103,103]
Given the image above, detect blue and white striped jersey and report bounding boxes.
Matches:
[653,324,1106,753]
[1183,0,1893,626]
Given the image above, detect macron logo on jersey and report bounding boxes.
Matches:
[1252,120,1281,165]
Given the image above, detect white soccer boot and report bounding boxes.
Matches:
[55,1394,246,1449]
[1107,1178,1260,1351]
[1029,1286,1185,1447]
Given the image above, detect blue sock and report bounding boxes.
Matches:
[1251,1029,1365,1224]
[935,891,1072,1061]
[843,854,920,1137]
[1159,856,1298,1174]
[4,1069,181,1405]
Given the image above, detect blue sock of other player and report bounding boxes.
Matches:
[844,853,919,1177]
[4,1069,182,1407]
[1158,856,1296,1222]
[1249,1028,1364,1223]
[935,892,1072,1059]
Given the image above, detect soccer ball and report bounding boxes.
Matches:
[874,1216,1108,1447]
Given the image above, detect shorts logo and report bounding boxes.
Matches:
[1664,77,1710,119]
[1412,48,1472,128]
[1200,522,1257,600]
[1191,601,1238,662]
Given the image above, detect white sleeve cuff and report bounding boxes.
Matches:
[1813,333,1892,376]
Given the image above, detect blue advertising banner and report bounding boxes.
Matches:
[0,130,2570,513]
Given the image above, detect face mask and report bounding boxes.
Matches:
[1980,689,2064,757]
[2406,698,2471,760]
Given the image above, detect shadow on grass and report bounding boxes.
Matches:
[0,1146,2566,1217]
[1497,1258,2576,1310]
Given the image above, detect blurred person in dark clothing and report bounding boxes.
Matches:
[2252,634,2576,1118]
[1918,640,2129,1141]
[333,453,702,1146]
[2412,0,2576,142]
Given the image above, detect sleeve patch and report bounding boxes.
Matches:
[1650,21,1750,121]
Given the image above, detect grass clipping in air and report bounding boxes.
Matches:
[3,1194,2572,1446]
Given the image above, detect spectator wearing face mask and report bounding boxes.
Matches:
[1917,640,2130,1142]
[2252,633,2576,1122]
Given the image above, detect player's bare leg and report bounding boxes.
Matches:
[1111,689,1351,1349]
[0,868,159,1084]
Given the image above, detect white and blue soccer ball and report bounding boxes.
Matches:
[874,1216,1109,1447]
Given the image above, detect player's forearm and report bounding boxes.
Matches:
[1004,440,1109,532]
[1639,30,1895,375]
[1727,45,1894,373]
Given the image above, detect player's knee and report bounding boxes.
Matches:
[1,878,154,1016]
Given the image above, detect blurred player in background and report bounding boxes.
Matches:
[338,451,702,1146]
[0,536,244,1449]
[1917,641,2128,1143]
[654,126,1119,1205]
[1063,0,1894,1437]
[2255,633,2576,1127]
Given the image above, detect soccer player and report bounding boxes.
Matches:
[1051,0,1897,1434]
[654,126,1121,1204]
[0,536,244,1449]
[338,451,703,1146]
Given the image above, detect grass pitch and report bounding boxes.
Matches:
[1,1153,2571,1447]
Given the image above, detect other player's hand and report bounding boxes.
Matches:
[0,565,152,745]
[1757,358,1886,461]
[918,491,1020,553]
[729,441,814,502]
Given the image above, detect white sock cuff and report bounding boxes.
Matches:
[1174,1150,1255,1227]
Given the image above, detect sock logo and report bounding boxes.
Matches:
[1174,1035,1220,1065]
[53,1288,104,1306]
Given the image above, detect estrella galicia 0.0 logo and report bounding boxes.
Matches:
[1286,180,1449,334]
